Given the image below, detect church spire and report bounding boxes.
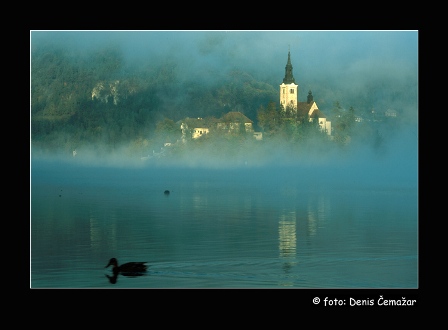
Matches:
[283,51,295,84]
[307,90,314,104]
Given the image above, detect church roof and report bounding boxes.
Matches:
[296,102,326,119]
[310,109,326,119]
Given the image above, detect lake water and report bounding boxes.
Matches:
[30,155,418,289]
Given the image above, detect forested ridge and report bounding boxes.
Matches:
[31,42,280,154]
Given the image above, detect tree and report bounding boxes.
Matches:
[282,104,296,120]
[332,101,343,120]
[347,106,355,123]
[332,102,356,146]
[155,118,181,144]
[257,101,280,136]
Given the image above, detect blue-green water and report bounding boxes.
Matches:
[30,158,418,288]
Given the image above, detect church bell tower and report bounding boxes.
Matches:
[279,50,298,111]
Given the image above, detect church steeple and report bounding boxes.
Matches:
[279,50,298,111]
[283,51,295,84]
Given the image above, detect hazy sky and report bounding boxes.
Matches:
[30,30,418,82]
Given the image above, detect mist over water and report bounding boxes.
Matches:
[31,122,417,190]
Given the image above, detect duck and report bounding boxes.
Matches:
[164,190,170,195]
[105,258,148,276]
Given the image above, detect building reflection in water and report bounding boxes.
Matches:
[307,194,330,237]
[278,210,297,286]
[192,181,208,208]
[277,194,330,286]
[306,210,317,237]
[279,211,297,259]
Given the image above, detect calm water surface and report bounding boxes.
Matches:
[30,158,418,288]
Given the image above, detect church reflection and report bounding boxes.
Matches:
[277,194,330,286]
[306,194,330,237]
[278,211,297,259]
[306,210,317,237]
[278,211,298,286]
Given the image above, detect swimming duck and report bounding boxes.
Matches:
[105,258,148,276]
[164,190,170,195]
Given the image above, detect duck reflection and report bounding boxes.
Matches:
[105,258,148,284]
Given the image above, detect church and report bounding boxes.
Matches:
[280,51,331,135]
[178,50,331,141]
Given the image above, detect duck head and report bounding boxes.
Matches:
[105,258,118,269]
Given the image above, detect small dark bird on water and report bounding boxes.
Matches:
[164,190,170,195]
[105,258,148,276]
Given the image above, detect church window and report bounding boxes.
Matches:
[290,89,294,93]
